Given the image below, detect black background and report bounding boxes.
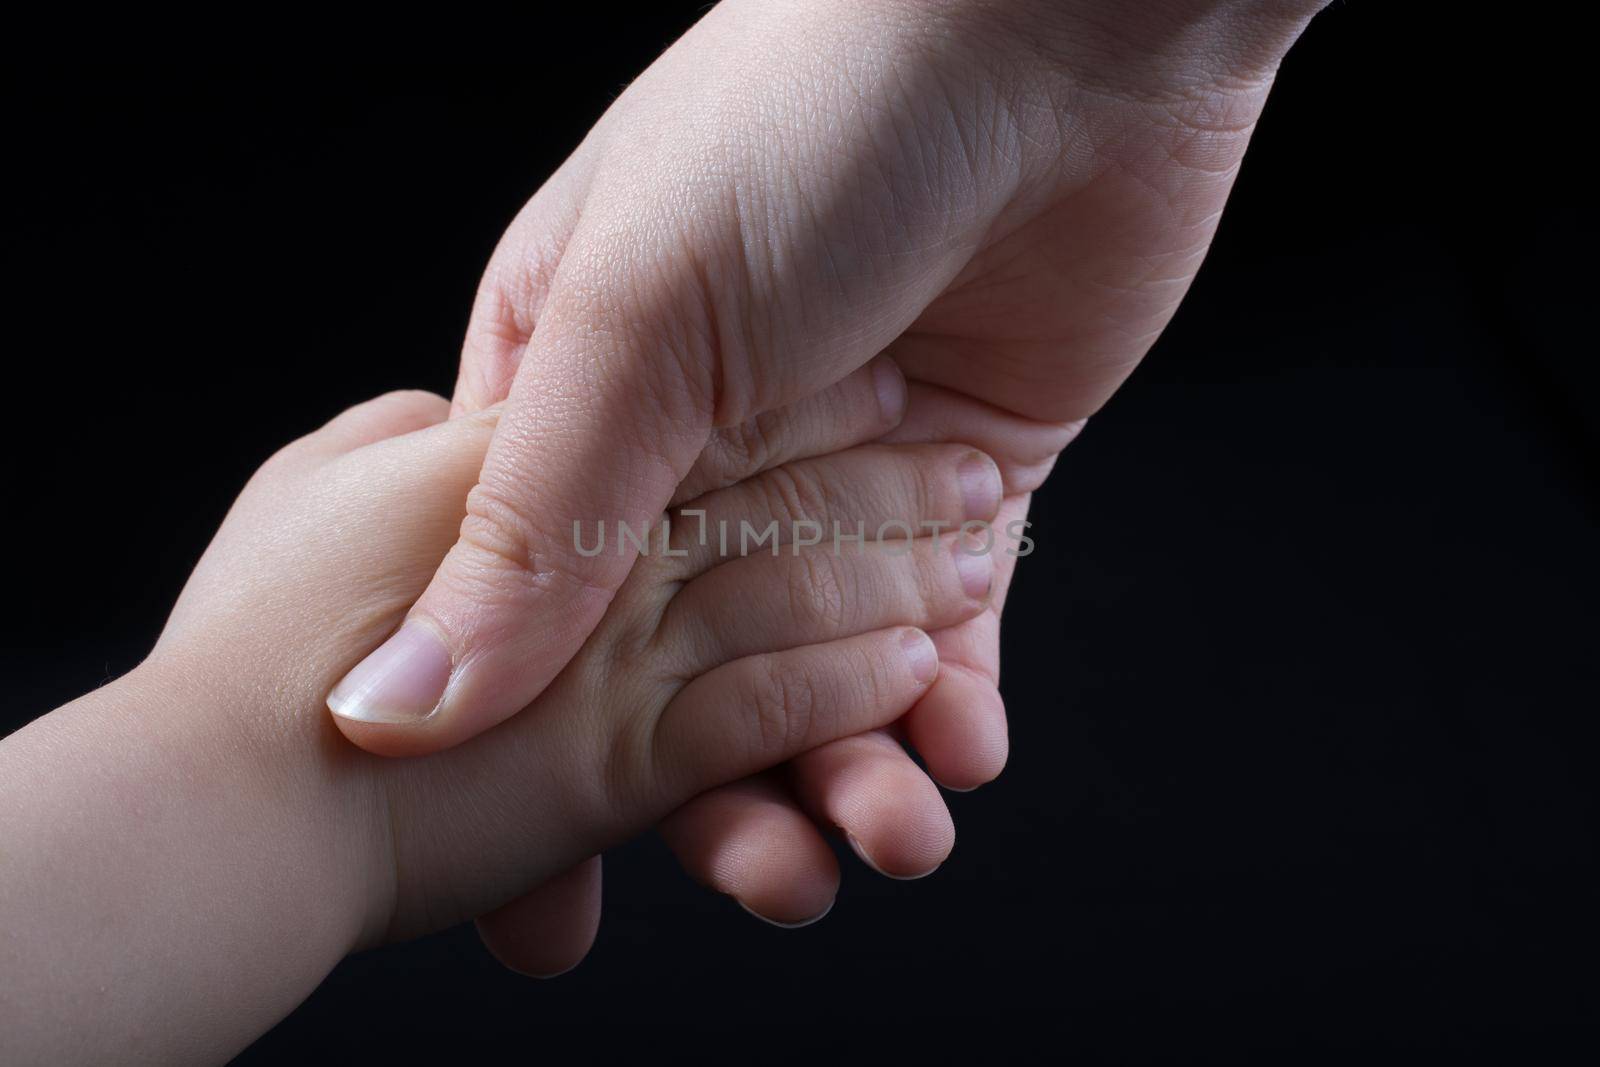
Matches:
[3,4,1595,1062]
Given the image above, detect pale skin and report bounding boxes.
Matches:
[0,385,1000,1063]
[329,0,1332,971]
[1,0,1337,1041]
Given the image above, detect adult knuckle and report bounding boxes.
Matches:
[458,481,605,602]
[459,481,539,575]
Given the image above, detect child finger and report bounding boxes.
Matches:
[651,627,938,801]
[299,389,453,457]
[903,494,1032,789]
[659,532,993,678]
[652,443,1002,581]
[906,662,1010,792]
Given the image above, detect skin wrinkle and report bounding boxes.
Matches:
[720,12,979,409]
[457,310,699,645]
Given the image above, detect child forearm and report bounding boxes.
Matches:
[0,662,384,1064]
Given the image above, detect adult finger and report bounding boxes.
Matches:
[788,730,955,880]
[657,731,954,921]
[658,774,839,928]
[474,857,603,979]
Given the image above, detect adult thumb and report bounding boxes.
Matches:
[325,277,723,755]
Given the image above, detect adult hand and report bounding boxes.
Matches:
[327,0,1329,969]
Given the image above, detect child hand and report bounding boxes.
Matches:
[642,378,1074,926]
[0,383,999,1061]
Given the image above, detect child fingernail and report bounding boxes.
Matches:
[327,621,452,724]
[872,356,906,424]
[900,628,939,684]
[958,451,1001,519]
[953,537,993,599]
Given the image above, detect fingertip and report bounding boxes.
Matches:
[906,670,1009,792]
[327,620,459,757]
[491,950,585,981]
[957,449,1003,521]
[789,733,955,881]
[835,768,955,880]
[660,780,841,927]
[475,857,603,980]
[951,534,995,602]
[847,827,951,882]
[899,627,940,686]
[330,715,445,759]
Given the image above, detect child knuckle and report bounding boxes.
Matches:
[760,463,827,528]
[786,552,848,632]
[720,408,781,478]
[750,659,818,758]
